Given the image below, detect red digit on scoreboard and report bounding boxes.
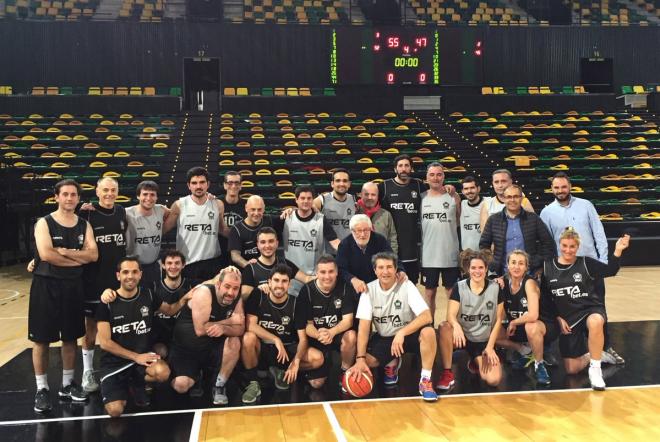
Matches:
[387,72,395,83]
[415,37,427,47]
[419,72,427,83]
[387,37,399,48]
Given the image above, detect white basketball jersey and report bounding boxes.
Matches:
[176,196,221,264]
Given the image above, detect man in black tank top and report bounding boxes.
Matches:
[301,255,357,388]
[151,250,195,359]
[169,266,245,406]
[240,227,312,299]
[219,171,246,267]
[96,257,191,417]
[241,264,323,404]
[29,180,99,413]
[78,177,127,394]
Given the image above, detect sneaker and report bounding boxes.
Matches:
[605,347,625,365]
[543,345,559,367]
[435,370,455,391]
[82,370,99,393]
[589,365,606,391]
[511,352,534,370]
[58,381,89,402]
[418,378,438,402]
[129,385,151,407]
[600,350,617,365]
[534,362,551,385]
[269,366,289,390]
[212,384,228,405]
[34,388,52,413]
[467,358,478,374]
[242,380,261,404]
[383,358,402,385]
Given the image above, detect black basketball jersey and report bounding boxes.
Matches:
[543,257,600,326]
[228,216,276,262]
[34,214,87,279]
[245,289,307,345]
[378,178,423,262]
[152,277,193,339]
[80,204,127,291]
[172,283,239,352]
[300,280,356,329]
[96,288,161,368]
[241,257,299,288]
[219,196,246,254]
[503,275,532,322]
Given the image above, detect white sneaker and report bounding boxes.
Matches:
[589,366,606,391]
[600,351,617,365]
[82,370,99,393]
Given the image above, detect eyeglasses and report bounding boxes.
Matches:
[225,181,241,186]
[353,228,371,235]
[504,195,522,200]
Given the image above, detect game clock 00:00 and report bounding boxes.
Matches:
[373,31,438,85]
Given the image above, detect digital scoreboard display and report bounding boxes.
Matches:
[334,28,439,85]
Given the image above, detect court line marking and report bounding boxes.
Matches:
[323,402,347,442]
[0,290,20,302]
[0,383,658,427]
[188,410,202,442]
[0,317,27,320]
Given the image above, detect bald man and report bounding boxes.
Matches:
[228,195,284,268]
[356,182,398,255]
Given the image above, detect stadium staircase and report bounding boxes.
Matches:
[94,0,122,19]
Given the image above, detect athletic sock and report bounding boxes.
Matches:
[534,360,543,369]
[215,374,227,388]
[36,374,49,391]
[520,345,532,355]
[590,359,601,368]
[245,368,257,382]
[420,369,432,380]
[62,369,74,387]
[82,349,94,372]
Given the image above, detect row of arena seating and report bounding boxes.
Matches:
[118,0,165,21]
[223,87,336,97]
[0,86,182,96]
[568,0,652,25]
[481,85,660,95]
[242,0,349,24]
[0,113,175,205]
[409,0,531,26]
[437,109,660,220]
[3,0,99,20]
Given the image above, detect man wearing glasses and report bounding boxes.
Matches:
[219,171,246,268]
[479,185,555,277]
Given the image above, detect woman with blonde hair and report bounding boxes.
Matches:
[541,227,630,390]
[436,249,505,391]
[496,249,558,385]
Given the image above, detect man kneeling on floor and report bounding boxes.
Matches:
[97,257,191,417]
[349,252,438,402]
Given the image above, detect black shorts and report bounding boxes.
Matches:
[28,275,85,343]
[401,260,420,285]
[151,323,175,348]
[169,340,224,379]
[183,256,223,281]
[308,333,344,379]
[100,363,146,404]
[422,267,461,289]
[367,328,427,366]
[83,276,116,318]
[139,261,162,290]
[509,318,560,345]
[559,308,607,359]
[464,339,488,359]
[260,342,298,370]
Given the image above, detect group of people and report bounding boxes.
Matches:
[28,155,630,416]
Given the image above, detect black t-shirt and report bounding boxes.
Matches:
[152,277,194,340]
[96,288,161,368]
[228,215,284,261]
[503,275,534,322]
[79,204,127,293]
[378,178,425,262]
[241,257,300,288]
[299,280,356,329]
[219,196,246,253]
[245,288,307,345]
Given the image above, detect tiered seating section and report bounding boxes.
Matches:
[568,0,650,24]
[632,0,660,21]
[446,110,660,220]
[242,0,349,24]
[3,0,99,20]
[0,113,176,207]
[482,86,587,95]
[24,86,181,96]
[118,0,165,21]
[209,112,463,209]
[409,0,529,25]
[223,87,335,97]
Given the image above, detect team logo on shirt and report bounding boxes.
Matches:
[394,300,402,310]
[208,211,215,219]
[521,298,528,308]
[572,273,583,283]
[310,229,317,237]
[78,234,84,245]
[281,316,291,325]
[443,202,450,209]
[347,208,352,216]
[334,298,342,309]
[486,301,494,310]
[156,221,162,230]
[411,191,418,199]
[120,220,126,231]
[140,306,150,317]
[226,309,233,318]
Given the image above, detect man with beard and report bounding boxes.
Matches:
[241,227,314,298]
[480,169,534,231]
[78,176,127,394]
[313,168,358,254]
[228,195,283,269]
[540,172,624,364]
[96,257,191,417]
[240,265,323,403]
[378,154,425,283]
[356,181,398,255]
[169,266,245,406]
[219,171,246,267]
[164,167,230,281]
[125,180,171,288]
[459,176,485,252]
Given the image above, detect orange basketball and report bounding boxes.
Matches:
[342,370,374,398]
